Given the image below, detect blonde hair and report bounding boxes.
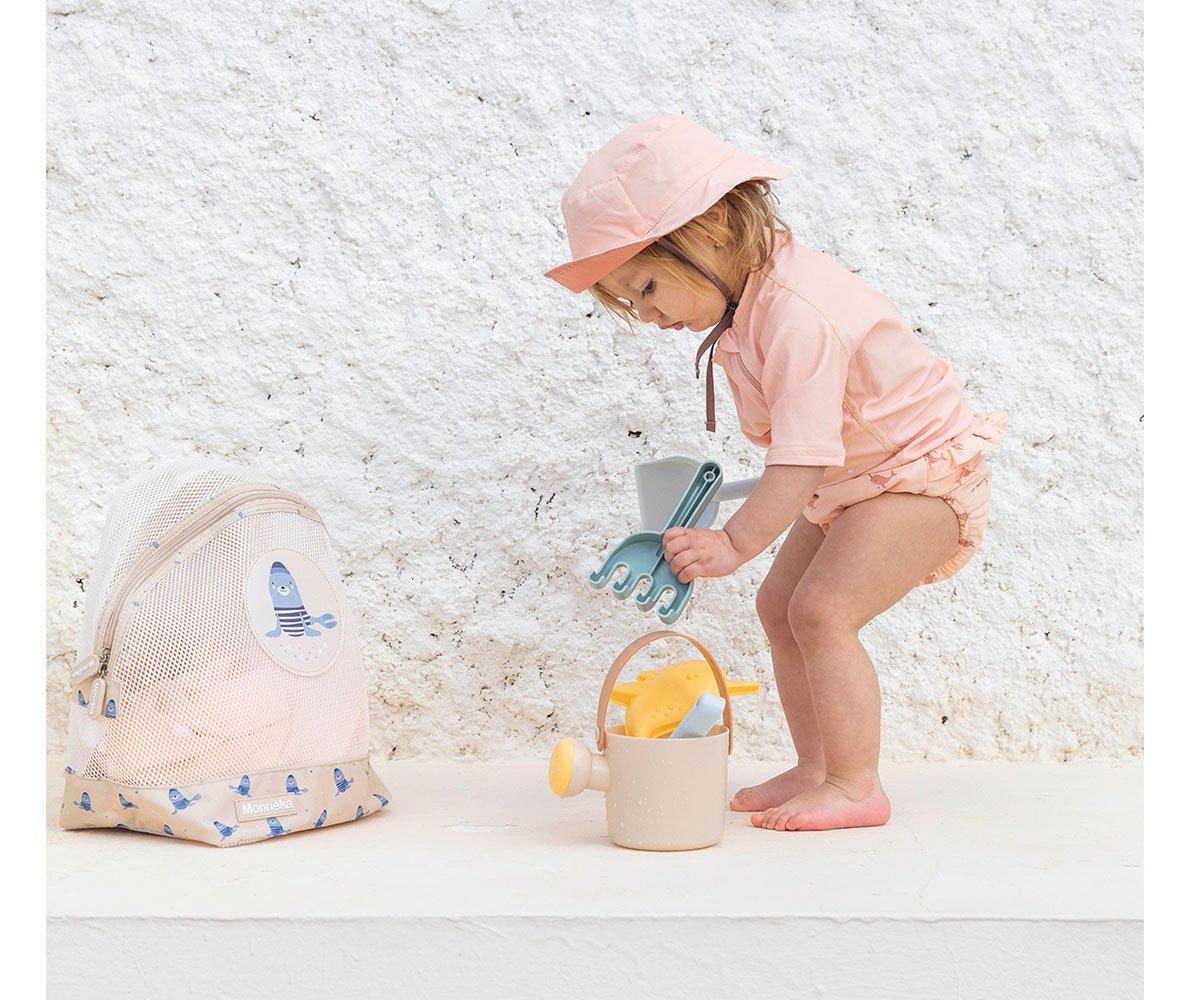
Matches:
[591,179,791,323]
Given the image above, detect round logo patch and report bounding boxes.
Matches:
[245,549,343,676]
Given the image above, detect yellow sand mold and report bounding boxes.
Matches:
[611,659,760,739]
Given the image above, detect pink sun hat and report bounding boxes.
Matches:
[544,114,791,293]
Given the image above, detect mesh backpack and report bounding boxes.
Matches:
[61,459,390,845]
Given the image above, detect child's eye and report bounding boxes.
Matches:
[642,280,655,296]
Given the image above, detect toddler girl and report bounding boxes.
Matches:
[545,115,1005,831]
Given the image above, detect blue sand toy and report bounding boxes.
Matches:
[588,460,723,625]
[668,692,728,739]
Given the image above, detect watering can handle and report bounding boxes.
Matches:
[716,476,759,502]
[596,630,734,754]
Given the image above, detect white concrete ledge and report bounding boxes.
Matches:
[47,760,1141,999]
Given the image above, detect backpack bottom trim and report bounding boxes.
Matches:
[59,757,391,847]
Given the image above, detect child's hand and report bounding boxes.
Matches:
[662,527,745,583]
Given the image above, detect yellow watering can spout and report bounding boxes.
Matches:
[548,738,610,797]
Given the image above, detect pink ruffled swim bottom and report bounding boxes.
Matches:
[804,411,1008,584]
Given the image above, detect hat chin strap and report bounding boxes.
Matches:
[655,234,737,433]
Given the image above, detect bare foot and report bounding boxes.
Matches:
[751,775,891,831]
[729,764,825,812]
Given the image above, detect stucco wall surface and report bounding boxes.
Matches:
[46,0,1142,761]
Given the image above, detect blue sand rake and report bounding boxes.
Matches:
[588,460,724,625]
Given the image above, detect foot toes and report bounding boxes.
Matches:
[748,778,892,832]
[730,790,761,812]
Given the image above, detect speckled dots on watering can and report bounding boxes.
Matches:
[603,727,728,851]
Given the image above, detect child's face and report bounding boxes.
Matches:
[600,256,728,333]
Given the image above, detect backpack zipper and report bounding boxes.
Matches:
[71,483,322,716]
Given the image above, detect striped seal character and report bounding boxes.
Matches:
[264,561,337,639]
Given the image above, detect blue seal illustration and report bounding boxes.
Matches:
[264,562,337,639]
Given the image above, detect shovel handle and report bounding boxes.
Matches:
[663,461,723,533]
[596,630,733,754]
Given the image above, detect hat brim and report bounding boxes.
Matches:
[543,238,658,294]
[544,154,792,294]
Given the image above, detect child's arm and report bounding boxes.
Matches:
[663,464,825,583]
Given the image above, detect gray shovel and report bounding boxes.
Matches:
[634,456,759,532]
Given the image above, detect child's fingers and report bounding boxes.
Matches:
[662,532,691,558]
[669,549,702,577]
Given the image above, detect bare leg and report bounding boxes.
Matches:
[730,516,828,811]
[753,493,959,831]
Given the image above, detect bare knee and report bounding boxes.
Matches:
[755,579,794,643]
[787,584,860,649]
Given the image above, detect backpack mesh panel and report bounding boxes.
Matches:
[66,462,370,787]
[75,460,258,664]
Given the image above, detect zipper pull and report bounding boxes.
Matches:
[86,675,107,719]
[78,649,109,718]
[70,655,100,687]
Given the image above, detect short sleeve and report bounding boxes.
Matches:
[760,301,849,467]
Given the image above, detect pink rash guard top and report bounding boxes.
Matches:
[716,238,976,486]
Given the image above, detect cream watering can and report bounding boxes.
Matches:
[548,631,735,851]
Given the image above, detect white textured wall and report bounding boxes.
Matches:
[47,0,1142,761]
